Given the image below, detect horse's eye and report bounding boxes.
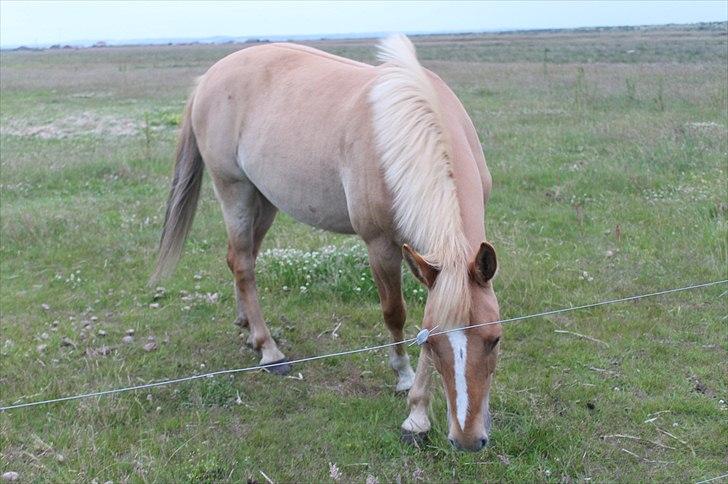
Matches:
[486,336,500,352]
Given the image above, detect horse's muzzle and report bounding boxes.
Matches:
[449,436,489,452]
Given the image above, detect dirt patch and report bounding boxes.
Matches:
[306,360,389,397]
[69,92,112,99]
[688,375,716,398]
[684,121,724,133]
[1,112,142,139]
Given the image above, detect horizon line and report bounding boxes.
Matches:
[2,20,725,51]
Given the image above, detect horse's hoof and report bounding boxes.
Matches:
[263,358,292,375]
[395,380,413,394]
[401,429,429,448]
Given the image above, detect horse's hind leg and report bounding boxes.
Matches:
[213,175,289,374]
[366,238,415,392]
[231,205,275,330]
[232,279,249,328]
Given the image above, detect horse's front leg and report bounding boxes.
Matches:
[366,239,415,392]
[401,344,434,442]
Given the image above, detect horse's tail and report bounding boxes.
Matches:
[150,89,204,283]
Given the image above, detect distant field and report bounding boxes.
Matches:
[1,25,726,482]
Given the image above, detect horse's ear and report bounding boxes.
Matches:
[471,242,497,286]
[402,244,439,288]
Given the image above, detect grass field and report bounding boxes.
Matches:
[1,24,727,482]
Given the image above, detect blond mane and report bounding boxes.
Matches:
[369,34,470,328]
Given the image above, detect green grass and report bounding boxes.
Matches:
[1,24,727,482]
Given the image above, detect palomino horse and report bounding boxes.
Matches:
[153,35,501,451]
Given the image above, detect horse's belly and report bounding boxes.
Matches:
[269,186,355,234]
[239,151,355,234]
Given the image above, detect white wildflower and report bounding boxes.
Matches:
[329,462,341,481]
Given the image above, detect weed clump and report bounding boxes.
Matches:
[257,244,425,303]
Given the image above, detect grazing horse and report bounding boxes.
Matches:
[152,35,501,451]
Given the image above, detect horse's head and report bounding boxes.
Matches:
[403,242,500,451]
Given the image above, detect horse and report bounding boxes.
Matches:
[152,34,501,451]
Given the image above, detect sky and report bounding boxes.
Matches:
[1,0,726,48]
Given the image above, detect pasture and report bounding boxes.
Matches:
[1,24,727,482]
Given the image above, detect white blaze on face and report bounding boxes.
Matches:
[447,331,469,430]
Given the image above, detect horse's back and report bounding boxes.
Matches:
[191,43,382,234]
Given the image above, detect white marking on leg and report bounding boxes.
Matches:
[401,346,434,434]
[389,349,415,392]
[402,405,430,433]
[259,341,286,365]
[447,331,468,430]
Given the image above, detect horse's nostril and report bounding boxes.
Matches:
[479,437,489,449]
